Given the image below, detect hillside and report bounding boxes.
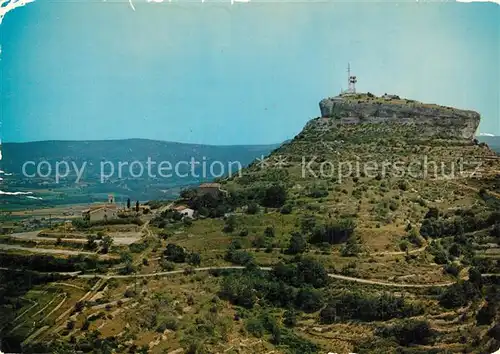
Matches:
[170,93,500,353]
[0,139,279,207]
[1,94,500,354]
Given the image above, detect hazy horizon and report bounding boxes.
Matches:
[0,137,284,146]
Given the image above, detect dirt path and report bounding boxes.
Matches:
[12,302,39,324]
[369,246,427,256]
[0,244,117,259]
[8,230,140,246]
[449,180,500,199]
[50,283,85,290]
[76,266,455,288]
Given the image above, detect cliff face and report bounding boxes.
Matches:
[318,94,480,140]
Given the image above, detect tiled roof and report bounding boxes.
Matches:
[198,183,221,188]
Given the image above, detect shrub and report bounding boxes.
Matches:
[325,290,425,323]
[424,207,440,219]
[223,215,237,233]
[245,317,265,337]
[468,267,482,286]
[294,288,324,313]
[448,243,462,258]
[492,223,500,239]
[272,258,329,290]
[264,226,275,238]
[286,232,307,254]
[309,219,356,245]
[187,252,201,266]
[283,310,298,327]
[377,320,435,346]
[407,228,424,247]
[160,260,176,271]
[476,302,497,325]
[443,264,460,277]
[219,275,256,308]
[157,316,179,332]
[319,304,337,324]
[280,204,293,214]
[246,202,260,215]
[259,184,287,208]
[399,240,409,253]
[164,244,187,263]
[340,235,362,257]
[225,249,254,266]
[488,324,500,341]
[439,281,481,309]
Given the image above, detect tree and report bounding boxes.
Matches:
[246,202,260,215]
[187,252,201,266]
[424,207,440,220]
[283,310,298,327]
[223,215,237,233]
[127,198,131,209]
[378,320,436,346]
[468,267,482,286]
[286,232,307,254]
[180,188,197,200]
[341,235,362,257]
[295,257,329,288]
[448,243,462,258]
[399,240,409,253]
[295,288,323,313]
[476,302,497,325]
[135,201,140,212]
[488,324,500,341]
[164,244,187,263]
[101,235,114,254]
[225,249,254,266]
[278,203,292,215]
[309,219,356,245]
[86,234,98,250]
[320,304,337,324]
[491,223,500,239]
[439,281,481,309]
[264,226,275,238]
[260,184,287,208]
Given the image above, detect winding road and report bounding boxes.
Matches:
[76,266,458,288]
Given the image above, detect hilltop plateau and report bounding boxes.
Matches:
[319,93,480,140]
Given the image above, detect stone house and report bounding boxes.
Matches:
[197,183,225,198]
[82,204,118,222]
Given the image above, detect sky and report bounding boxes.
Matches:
[0,0,499,145]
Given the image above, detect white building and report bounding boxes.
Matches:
[174,205,195,219]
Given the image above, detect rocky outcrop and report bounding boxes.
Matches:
[318,94,480,140]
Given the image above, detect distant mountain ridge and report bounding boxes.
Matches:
[478,136,500,153]
[0,139,281,207]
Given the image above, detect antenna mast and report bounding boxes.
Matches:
[347,63,357,94]
[347,63,351,89]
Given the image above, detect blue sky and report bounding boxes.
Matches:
[0,0,499,144]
